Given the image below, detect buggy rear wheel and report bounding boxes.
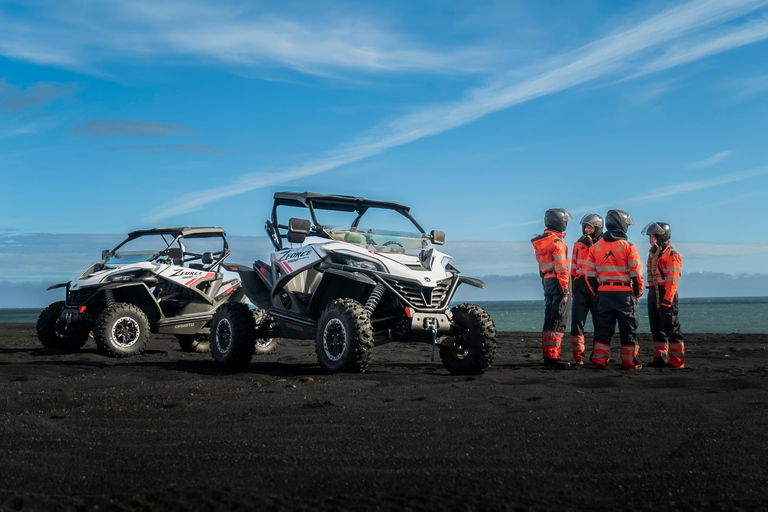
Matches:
[210,302,256,367]
[252,309,278,355]
[439,303,497,375]
[36,301,89,350]
[315,299,374,373]
[94,303,150,358]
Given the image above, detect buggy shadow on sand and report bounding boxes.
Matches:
[37,227,245,357]
[210,192,497,375]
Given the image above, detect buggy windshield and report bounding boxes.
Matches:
[326,226,425,253]
[106,251,158,265]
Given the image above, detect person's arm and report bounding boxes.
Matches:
[628,244,644,299]
[662,251,682,306]
[584,245,598,297]
[553,241,570,296]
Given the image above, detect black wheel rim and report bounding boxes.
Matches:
[215,318,232,353]
[112,317,140,347]
[322,319,346,361]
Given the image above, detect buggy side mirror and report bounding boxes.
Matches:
[202,252,214,265]
[431,230,445,245]
[102,249,110,260]
[287,218,311,244]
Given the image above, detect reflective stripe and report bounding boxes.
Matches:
[600,275,630,281]
[665,266,682,273]
[585,270,597,277]
[617,241,626,252]
[629,270,642,277]
[553,254,567,261]
[539,262,555,269]
[627,259,642,267]
[597,265,629,272]
[666,276,680,282]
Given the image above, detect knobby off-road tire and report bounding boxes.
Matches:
[94,303,151,358]
[210,302,257,367]
[36,301,89,350]
[439,303,497,375]
[252,308,278,355]
[176,333,210,353]
[315,298,374,373]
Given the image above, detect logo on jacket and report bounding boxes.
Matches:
[603,250,615,261]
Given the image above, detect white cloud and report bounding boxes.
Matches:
[0,0,491,76]
[689,150,734,168]
[145,0,768,221]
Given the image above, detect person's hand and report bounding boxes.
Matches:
[661,298,672,308]
[561,294,569,304]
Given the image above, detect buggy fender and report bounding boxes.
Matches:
[225,263,270,309]
[47,282,69,290]
[307,269,376,320]
[102,282,163,324]
[458,276,487,289]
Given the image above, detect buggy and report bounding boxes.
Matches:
[210,192,497,374]
[37,227,245,357]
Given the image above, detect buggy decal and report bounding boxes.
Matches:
[273,246,321,274]
[185,272,215,287]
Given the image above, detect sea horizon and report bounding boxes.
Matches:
[3,296,767,334]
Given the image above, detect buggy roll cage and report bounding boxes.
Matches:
[104,227,230,271]
[267,192,428,251]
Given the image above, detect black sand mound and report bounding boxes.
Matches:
[1,324,767,511]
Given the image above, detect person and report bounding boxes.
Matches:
[568,214,603,365]
[584,209,643,370]
[531,208,572,369]
[641,222,685,368]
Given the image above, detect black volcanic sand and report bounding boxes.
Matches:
[1,325,767,511]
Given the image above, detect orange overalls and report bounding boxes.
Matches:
[585,236,643,369]
[647,244,685,367]
[532,230,570,360]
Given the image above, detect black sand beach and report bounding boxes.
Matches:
[1,324,767,511]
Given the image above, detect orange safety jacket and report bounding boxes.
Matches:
[585,237,643,296]
[570,238,595,278]
[531,230,569,293]
[647,243,682,303]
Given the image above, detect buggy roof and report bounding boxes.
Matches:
[273,191,411,213]
[126,227,226,239]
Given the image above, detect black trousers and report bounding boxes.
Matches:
[648,288,684,344]
[594,291,638,347]
[570,276,598,337]
[542,278,569,333]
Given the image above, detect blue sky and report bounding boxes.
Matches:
[1,0,768,304]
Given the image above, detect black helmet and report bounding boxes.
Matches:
[580,213,604,237]
[544,208,572,233]
[641,222,671,245]
[605,209,634,234]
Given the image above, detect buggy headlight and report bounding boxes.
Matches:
[331,253,386,272]
[105,271,138,283]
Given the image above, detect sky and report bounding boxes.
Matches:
[1,0,768,305]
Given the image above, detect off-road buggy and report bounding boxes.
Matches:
[211,192,497,374]
[37,227,245,357]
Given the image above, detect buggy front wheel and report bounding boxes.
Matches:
[94,303,150,358]
[36,301,89,350]
[439,304,497,375]
[315,299,374,373]
[209,302,257,367]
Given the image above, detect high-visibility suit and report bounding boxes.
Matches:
[647,244,685,367]
[569,234,600,363]
[585,234,644,369]
[532,230,570,360]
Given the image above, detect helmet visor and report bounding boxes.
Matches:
[641,222,665,236]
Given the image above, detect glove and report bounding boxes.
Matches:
[579,235,593,247]
[661,298,672,308]
[631,277,641,299]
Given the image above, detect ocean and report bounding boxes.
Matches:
[3,297,766,333]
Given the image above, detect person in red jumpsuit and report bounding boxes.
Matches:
[531,208,572,369]
[642,222,685,368]
[568,214,603,365]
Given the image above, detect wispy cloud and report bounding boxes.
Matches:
[144,0,768,221]
[0,0,492,77]
[70,119,197,139]
[0,79,77,113]
[689,150,734,168]
[103,144,232,154]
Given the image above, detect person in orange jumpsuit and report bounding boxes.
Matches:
[568,214,603,365]
[531,208,572,369]
[641,222,685,368]
[584,209,643,370]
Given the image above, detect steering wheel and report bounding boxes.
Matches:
[383,241,403,248]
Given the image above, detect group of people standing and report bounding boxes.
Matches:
[531,209,685,370]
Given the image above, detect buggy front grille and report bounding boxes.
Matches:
[383,276,454,309]
[66,285,98,307]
